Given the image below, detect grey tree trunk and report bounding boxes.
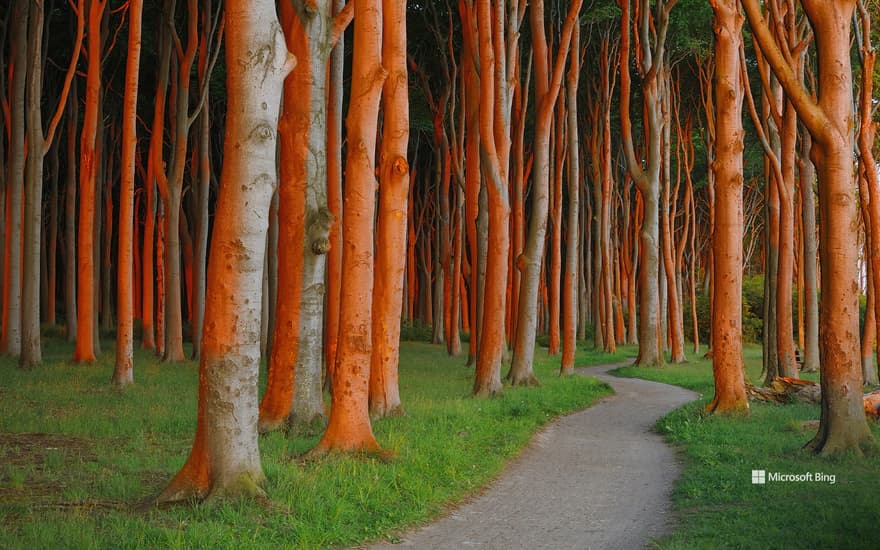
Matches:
[799,133,820,373]
[65,86,78,342]
[3,0,27,357]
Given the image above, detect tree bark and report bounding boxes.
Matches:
[311,0,385,455]
[159,0,292,501]
[113,0,143,387]
[509,0,582,384]
[706,0,748,414]
[370,0,409,417]
[743,0,874,455]
[2,0,28,357]
[73,0,107,364]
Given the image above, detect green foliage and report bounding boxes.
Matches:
[613,348,880,550]
[667,0,714,62]
[0,336,619,549]
[683,276,764,346]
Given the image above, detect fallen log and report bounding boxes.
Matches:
[745,377,821,404]
[865,390,880,420]
[746,377,880,420]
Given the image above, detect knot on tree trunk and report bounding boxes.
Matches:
[308,206,334,255]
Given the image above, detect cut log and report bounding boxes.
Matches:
[746,378,880,420]
[746,377,820,404]
[865,390,880,420]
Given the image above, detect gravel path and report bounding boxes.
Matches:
[368,362,699,550]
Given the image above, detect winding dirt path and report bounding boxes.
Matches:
[368,362,698,550]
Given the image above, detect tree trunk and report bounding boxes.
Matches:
[799,132,820,372]
[64,85,78,343]
[744,0,873,455]
[370,0,409,417]
[561,25,580,376]
[73,0,107,363]
[324,0,346,384]
[2,0,27,357]
[311,0,385,455]
[509,0,582,384]
[706,0,748,414]
[158,0,292,501]
[113,0,143,387]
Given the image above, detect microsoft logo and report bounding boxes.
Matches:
[751,470,766,485]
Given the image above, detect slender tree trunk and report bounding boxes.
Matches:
[64,85,78,342]
[312,0,385,455]
[561,25,580,376]
[324,0,346,384]
[370,0,409,417]
[74,0,107,363]
[2,0,28,357]
[509,0,582,384]
[113,0,143,387]
[799,132,820,372]
[158,0,292,501]
[191,0,214,361]
[46,140,59,327]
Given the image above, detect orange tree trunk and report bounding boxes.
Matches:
[370,0,410,418]
[73,0,106,364]
[312,0,385,455]
[744,0,874,455]
[158,0,293,501]
[113,0,143,387]
[705,0,748,414]
[856,0,880,382]
[324,0,347,384]
[472,0,510,397]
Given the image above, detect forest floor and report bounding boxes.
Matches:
[368,361,697,549]
[0,333,627,549]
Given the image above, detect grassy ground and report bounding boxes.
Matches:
[613,345,880,549]
[0,335,620,549]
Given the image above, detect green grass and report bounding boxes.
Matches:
[0,335,620,549]
[612,344,880,549]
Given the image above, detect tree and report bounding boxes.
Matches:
[112,0,143,387]
[509,0,582,385]
[73,0,107,364]
[311,0,385,455]
[158,0,294,501]
[705,0,747,414]
[370,0,410,416]
[743,0,874,455]
[617,0,679,367]
[2,0,28,358]
[258,0,352,434]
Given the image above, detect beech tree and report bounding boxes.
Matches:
[370,0,410,416]
[509,0,582,385]
[743,0,874,455]
[705,0,747,414]
[311,0,385,455]
[112,0,143,386]
[258,0,352,434]
[159,0,294,500]
[617,0,679,367]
